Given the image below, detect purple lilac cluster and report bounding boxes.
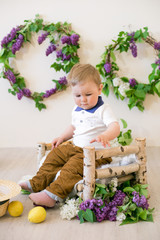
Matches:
[4,69,16,84]
[12,34,24,54]
[128,32,137,58]
[58,76,67,85]
[129,78,137,87]
[56,49,71,61]
[43,88,57,98]
[79,190,126,222]
[38,32,49,45]
[17,88,32,100]
[23,88,32,97]
[17,89,23,100]
[1,27,20,48]
[104,62,112,73]
[61,34,79,46]
[46,44,56,56]
[132,191,149,209]
[154,42,160,50]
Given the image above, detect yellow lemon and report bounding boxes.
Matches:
[8,201,23,217]
[28,206,46,223]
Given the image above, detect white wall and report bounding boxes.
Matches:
[0,0,160,147]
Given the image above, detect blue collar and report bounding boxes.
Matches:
[75,96,104,113]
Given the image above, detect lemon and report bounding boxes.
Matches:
[8,201,23,217]
[28,206,46,223]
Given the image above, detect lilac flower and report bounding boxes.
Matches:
[129,78,137,87]
[108,206,118,221]
[56,50,63,58]
[128,32,137,57]
[58,76,67,85]
[70,34,79,45]
[23,88,31,97]
[43,88,57,98]
[4,69,16,84]
[38,32,49,44]
[139,195,149,209]
[46,44,56,56]
[128,32,135,43]
[104,62,112,73]
[11,34,24,54]
[154,42,160,50]
[61,35,71,45]
[129,42,137,57]
[17,89,23,100]
[132,191,149,209]
[62,54,71,61]
[132,191,140,205]
[1,27,20,48]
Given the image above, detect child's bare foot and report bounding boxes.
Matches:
[19,182,31,192]
[29,192,56,208]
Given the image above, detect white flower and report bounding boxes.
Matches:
[116,212,126,221]
[60,198,80,220]
[109,177,118,192]
[118,82,130,97]
[112,77,122,87]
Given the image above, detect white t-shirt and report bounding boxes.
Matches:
[72,96,118,149]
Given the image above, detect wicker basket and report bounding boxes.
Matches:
[0,200,9,217]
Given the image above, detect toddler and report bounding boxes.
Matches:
[20,63,120,207]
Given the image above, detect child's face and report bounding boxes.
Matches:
[71,79,103,110]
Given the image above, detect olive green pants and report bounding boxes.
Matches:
[30,142,112,199]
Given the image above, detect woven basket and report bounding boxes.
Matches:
[0,200,9,217]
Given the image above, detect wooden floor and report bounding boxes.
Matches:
[0,147,160,240]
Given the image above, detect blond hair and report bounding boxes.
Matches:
[67,63,102,86]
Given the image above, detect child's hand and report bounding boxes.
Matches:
[90,134,110,148]
[52,137,64,149]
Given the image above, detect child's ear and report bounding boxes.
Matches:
[99,84,103,94]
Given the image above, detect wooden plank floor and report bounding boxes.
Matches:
[0,147,160,240]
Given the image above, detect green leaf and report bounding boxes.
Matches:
[83,209,96,223]
[139,188,148,198]
[110,50,116,61]
[134,89,146,100]
[120,118,127,129]
[50,62,63,71]
[134,30,141,39]
[102,84,110,96]
[123,187,135,193]
[0,48,5,57]
[129,203,137,211]
[139,209,147,220]
[151,63,157,70]
[120,217,138,225]
[95,183,106,188]
[136,101,144,112]
[146,214,154,222]
[119,202,130,211]
[121,77,129,83]
[155,81,160,94]
[78,210,85,223]
[8,89,16,96]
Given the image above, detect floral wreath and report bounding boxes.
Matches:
[0,15,80,111]
[96,27,160,111]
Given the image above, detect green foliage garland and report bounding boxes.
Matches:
[0,15,80,111]
[96,27,160,111]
